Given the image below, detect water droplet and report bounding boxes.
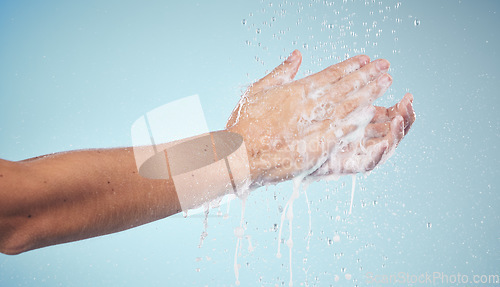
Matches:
[333,234,340,242]
[427,222,432,229]
[303,43,309,50]
[256,28,261,34]
[242,19,247,25]
[414,19,420,26]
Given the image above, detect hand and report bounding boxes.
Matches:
[227,50,410,186]
[309,92,415,178]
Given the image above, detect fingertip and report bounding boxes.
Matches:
[377,73,393,88]
[404,92,414,103]
[286,50,302,63]
[358,54,370,66]
[375,59,390,72]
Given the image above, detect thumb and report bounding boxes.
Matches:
[254,50,302,91]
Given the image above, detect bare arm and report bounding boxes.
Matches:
[0,148,181,255]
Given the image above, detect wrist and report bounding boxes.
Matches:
[224,127,261,188]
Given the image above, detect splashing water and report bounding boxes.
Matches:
[276,177,303,287]
[195,0,411,284]
[349,174,356,215]
[234,196,247,286]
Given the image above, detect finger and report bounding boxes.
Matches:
[378,115,404,165]
[323,59,390,102]
[343,140,389,173]
[330,73,392,119]
[399,93,415,135]
[309,137,388,176]
[252,50,302,92]
[372,106,390,123]
[372,92,414,129]
[377,93,415,135]
[299,54,371,88]
[365,122,391,138]
[350,115,402,173]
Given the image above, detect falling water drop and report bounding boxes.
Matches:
[414,19,421,26]
[242,19,247,25]
[427,222,432,229]
[333,234,340,243]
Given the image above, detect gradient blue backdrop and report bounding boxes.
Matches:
[1,0,498,286]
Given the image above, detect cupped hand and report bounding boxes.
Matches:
[226,50,414,186]
[309,92,415,179]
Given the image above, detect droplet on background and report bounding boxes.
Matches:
[414,19,420,26]
[333,234,340,243]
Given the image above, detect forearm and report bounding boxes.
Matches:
[0,148,181,254]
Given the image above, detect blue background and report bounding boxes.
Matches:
[0,0,498,286]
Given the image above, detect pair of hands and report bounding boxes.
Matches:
[227,50,415,186]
